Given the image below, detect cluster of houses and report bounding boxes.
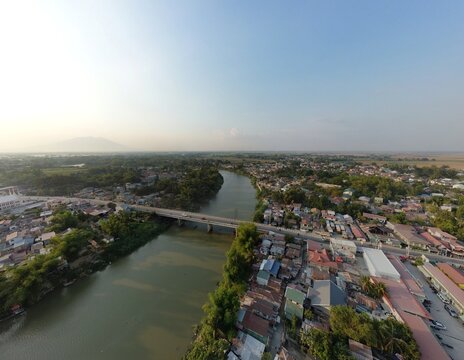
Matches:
[227,220,464,360]
[0,199,113,272]
[259,191,464,263]
[0,207,57,270]
[227,230,372,359]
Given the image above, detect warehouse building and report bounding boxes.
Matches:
[363,248,400,281]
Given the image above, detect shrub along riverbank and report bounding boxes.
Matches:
[183,223,259,360]
[0,210,169,319]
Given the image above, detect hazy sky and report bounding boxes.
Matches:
[0,1,463,152]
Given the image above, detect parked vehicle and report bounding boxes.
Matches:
[444,304,458,318]
[430,320,447,330]
[435,333,443,340]
[441,342,454,349]
[437,292,451,304]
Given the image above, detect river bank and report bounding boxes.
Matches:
[0,170,257,360]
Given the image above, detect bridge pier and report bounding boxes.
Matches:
[207,224,213,233]
[177,219,184,227]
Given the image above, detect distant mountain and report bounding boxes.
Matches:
[34,137,128,153]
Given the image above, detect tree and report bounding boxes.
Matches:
[360,276,371,293]
[107,202,117,211]
[50,210,78,232]
[304,308,314,321]
[300,329,353,360]
[261,352,272,360]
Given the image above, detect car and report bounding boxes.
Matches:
[430,320,447,330]
[435,333,443,340]
[444,304,459,318]
[437,292,451,304]
[441,343,454,349]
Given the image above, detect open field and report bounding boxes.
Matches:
[359,153,464,170]
[42,167,87,175]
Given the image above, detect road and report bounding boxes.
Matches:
[406,263,464,358]
[20,195,464,266]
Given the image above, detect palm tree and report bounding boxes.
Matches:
[360,276,371,293]
[377,318,411,356]
[375,282,387,298]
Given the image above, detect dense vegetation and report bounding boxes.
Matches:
[140,166,224,211]
[183,224,259,360]
[0,209,168,318]
[0,166,139,196]
[100,211,169,260]
[0,155,223,200]
[300,306,420,360]
[360,276,387,300]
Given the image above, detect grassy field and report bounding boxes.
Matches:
[359,153,464,170]
[42,167,87,175]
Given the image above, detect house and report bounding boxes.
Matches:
[36,231,56,245]
[228,331,265,360]
[330,238,357,263]
[350,224,367,241]
[308,280,346,314]
[391,224,429,250]
[257,270,270,286]
[343,188,355,199]
[308,249,338,272]
[358,196,371,203]
[238,310,271,345]
[362,212,386,224]
[349,339,373,360]
[300,218,312,232]
[284,285,306,320]
[259,259,281,277]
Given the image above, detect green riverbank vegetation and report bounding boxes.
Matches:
[184,223,259,360]
[300,306,420,360]
[0,209,168,318]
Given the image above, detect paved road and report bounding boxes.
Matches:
[406,263,464,358]
[20,195,464,266]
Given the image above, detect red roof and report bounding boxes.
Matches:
[350,225,366,239]
[382,277,431,319]
[437,262,464,286]
[309,249,330,263]
[419,232,445,248]
[388,256,425,298]
[307,239,323,252]
[423,263,464,307]
[381,276,448,360]
[400,312,450,360]
[241,311,270,338]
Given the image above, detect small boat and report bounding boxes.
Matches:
[63,279,77,287]
[10,304,26,316]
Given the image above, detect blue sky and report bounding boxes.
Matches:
[0,0,463,151]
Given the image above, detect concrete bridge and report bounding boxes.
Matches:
[18,195,464,266]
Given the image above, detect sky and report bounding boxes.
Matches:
[0,0,463,152]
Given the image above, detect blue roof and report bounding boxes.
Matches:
[259,259,281,277]
[270,260,280,277]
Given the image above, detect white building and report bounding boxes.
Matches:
[0,195,21,213]
[363,248,400,281]
[330,238,357,262]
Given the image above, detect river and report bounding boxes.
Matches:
[0,171,256,360]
